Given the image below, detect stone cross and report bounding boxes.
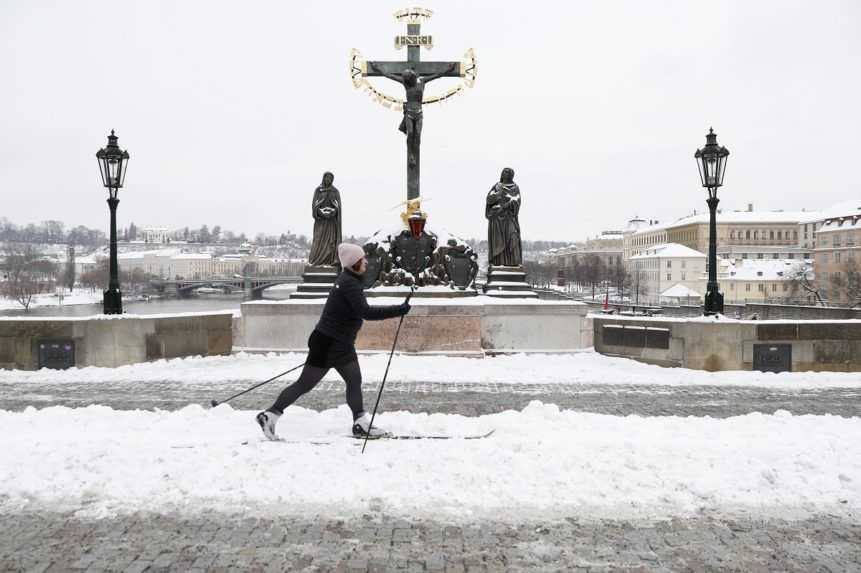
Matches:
[362,9,462,202]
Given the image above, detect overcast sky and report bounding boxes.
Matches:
[1,1,859,241]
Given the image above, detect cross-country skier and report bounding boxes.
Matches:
[256,243,411,440]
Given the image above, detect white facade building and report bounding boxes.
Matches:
[718,258,808,304]
[141,227,170,244]
[630,243,707,305]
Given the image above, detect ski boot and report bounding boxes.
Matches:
[352,412,388,438]
[256,410,281,441]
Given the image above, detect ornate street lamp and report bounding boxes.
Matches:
[695,127,729,315]
[96,130,130,314]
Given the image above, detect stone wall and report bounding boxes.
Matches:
[239,299,592,354]
[582,300,861,320]
[593,316,861,372]
[0,312,233,370]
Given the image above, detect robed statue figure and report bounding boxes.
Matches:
[308,172,342,267]
[485,167,523,267]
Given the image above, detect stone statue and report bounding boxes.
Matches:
[486,167,523,267]
[308,172,342,267]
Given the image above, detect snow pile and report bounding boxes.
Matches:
[2,350,861,389]
[0,403,858,520]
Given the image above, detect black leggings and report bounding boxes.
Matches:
[267,360,364,420]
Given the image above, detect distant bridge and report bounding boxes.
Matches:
[150,276,302,299]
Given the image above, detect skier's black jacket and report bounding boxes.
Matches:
[314,269,406,344]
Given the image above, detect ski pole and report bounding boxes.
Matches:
[362,287,415,453]
[209,361,306,407]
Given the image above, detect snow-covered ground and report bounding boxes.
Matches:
[0,402,858,521]
[1,350,860,389]
[0,289,101,311]
[2,351,859,522]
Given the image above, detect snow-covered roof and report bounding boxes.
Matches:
[632,210,809,236]
[815,199,861,222]
[818,216,861,234]
[815,200,861,234]
[630,243,706,259]
[172,253,211,260]
[720,258,805,281]
[624,216,648,232]
[660,284,702,298]
[75,254,101,264]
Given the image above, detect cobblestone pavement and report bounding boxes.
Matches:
[1,380,859,418]
[1,510,860,572]
[4,381,860,571]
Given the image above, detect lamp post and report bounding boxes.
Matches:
[96,130,130,314]
[694,128,729,315]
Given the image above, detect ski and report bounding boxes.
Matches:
[351,429,496,441]
[226,429,495,447]
[242,438,333,446]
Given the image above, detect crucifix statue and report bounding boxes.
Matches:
[355,8,472,202]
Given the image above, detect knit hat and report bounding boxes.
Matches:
[337,243,364,269]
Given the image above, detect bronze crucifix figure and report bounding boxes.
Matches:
[361,10,463,202]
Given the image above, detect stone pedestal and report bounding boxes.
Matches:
[238,297,592,353]
[484,265,537,299]
[291,265,338,299]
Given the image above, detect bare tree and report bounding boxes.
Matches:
[831,259,861,308]
[787,261,823,305]
[1,244,57,311]
[523,260,554,288]
[79,258,109,293]
[580,255,606,300]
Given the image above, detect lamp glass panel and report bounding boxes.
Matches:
[696,155,707,187]
[108,158,119,184]
[705,155,717,187]
[97,157,109,187]
[118,153,129,187]
[716,152,728,186]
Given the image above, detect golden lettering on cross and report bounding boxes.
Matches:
[395,35,433,49]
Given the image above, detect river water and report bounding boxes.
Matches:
[0,289,295,318]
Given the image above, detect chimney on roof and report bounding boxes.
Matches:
[748,203,753,212]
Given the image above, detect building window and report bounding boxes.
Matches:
[667,260,672,268]
[681,272,686,280]
[757,253,764,259]
[770,230,774,240]
[793,230,798,240]
[746,284,751,292]
[773,253,779,259]
[681,260,686,268]
[835,252,842,263]
[782,283,788,292]
[772,284,777,292]
[746,230,751,240]
[758,284,765,292]
[754,231,759,240]
[666,273,671,281]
